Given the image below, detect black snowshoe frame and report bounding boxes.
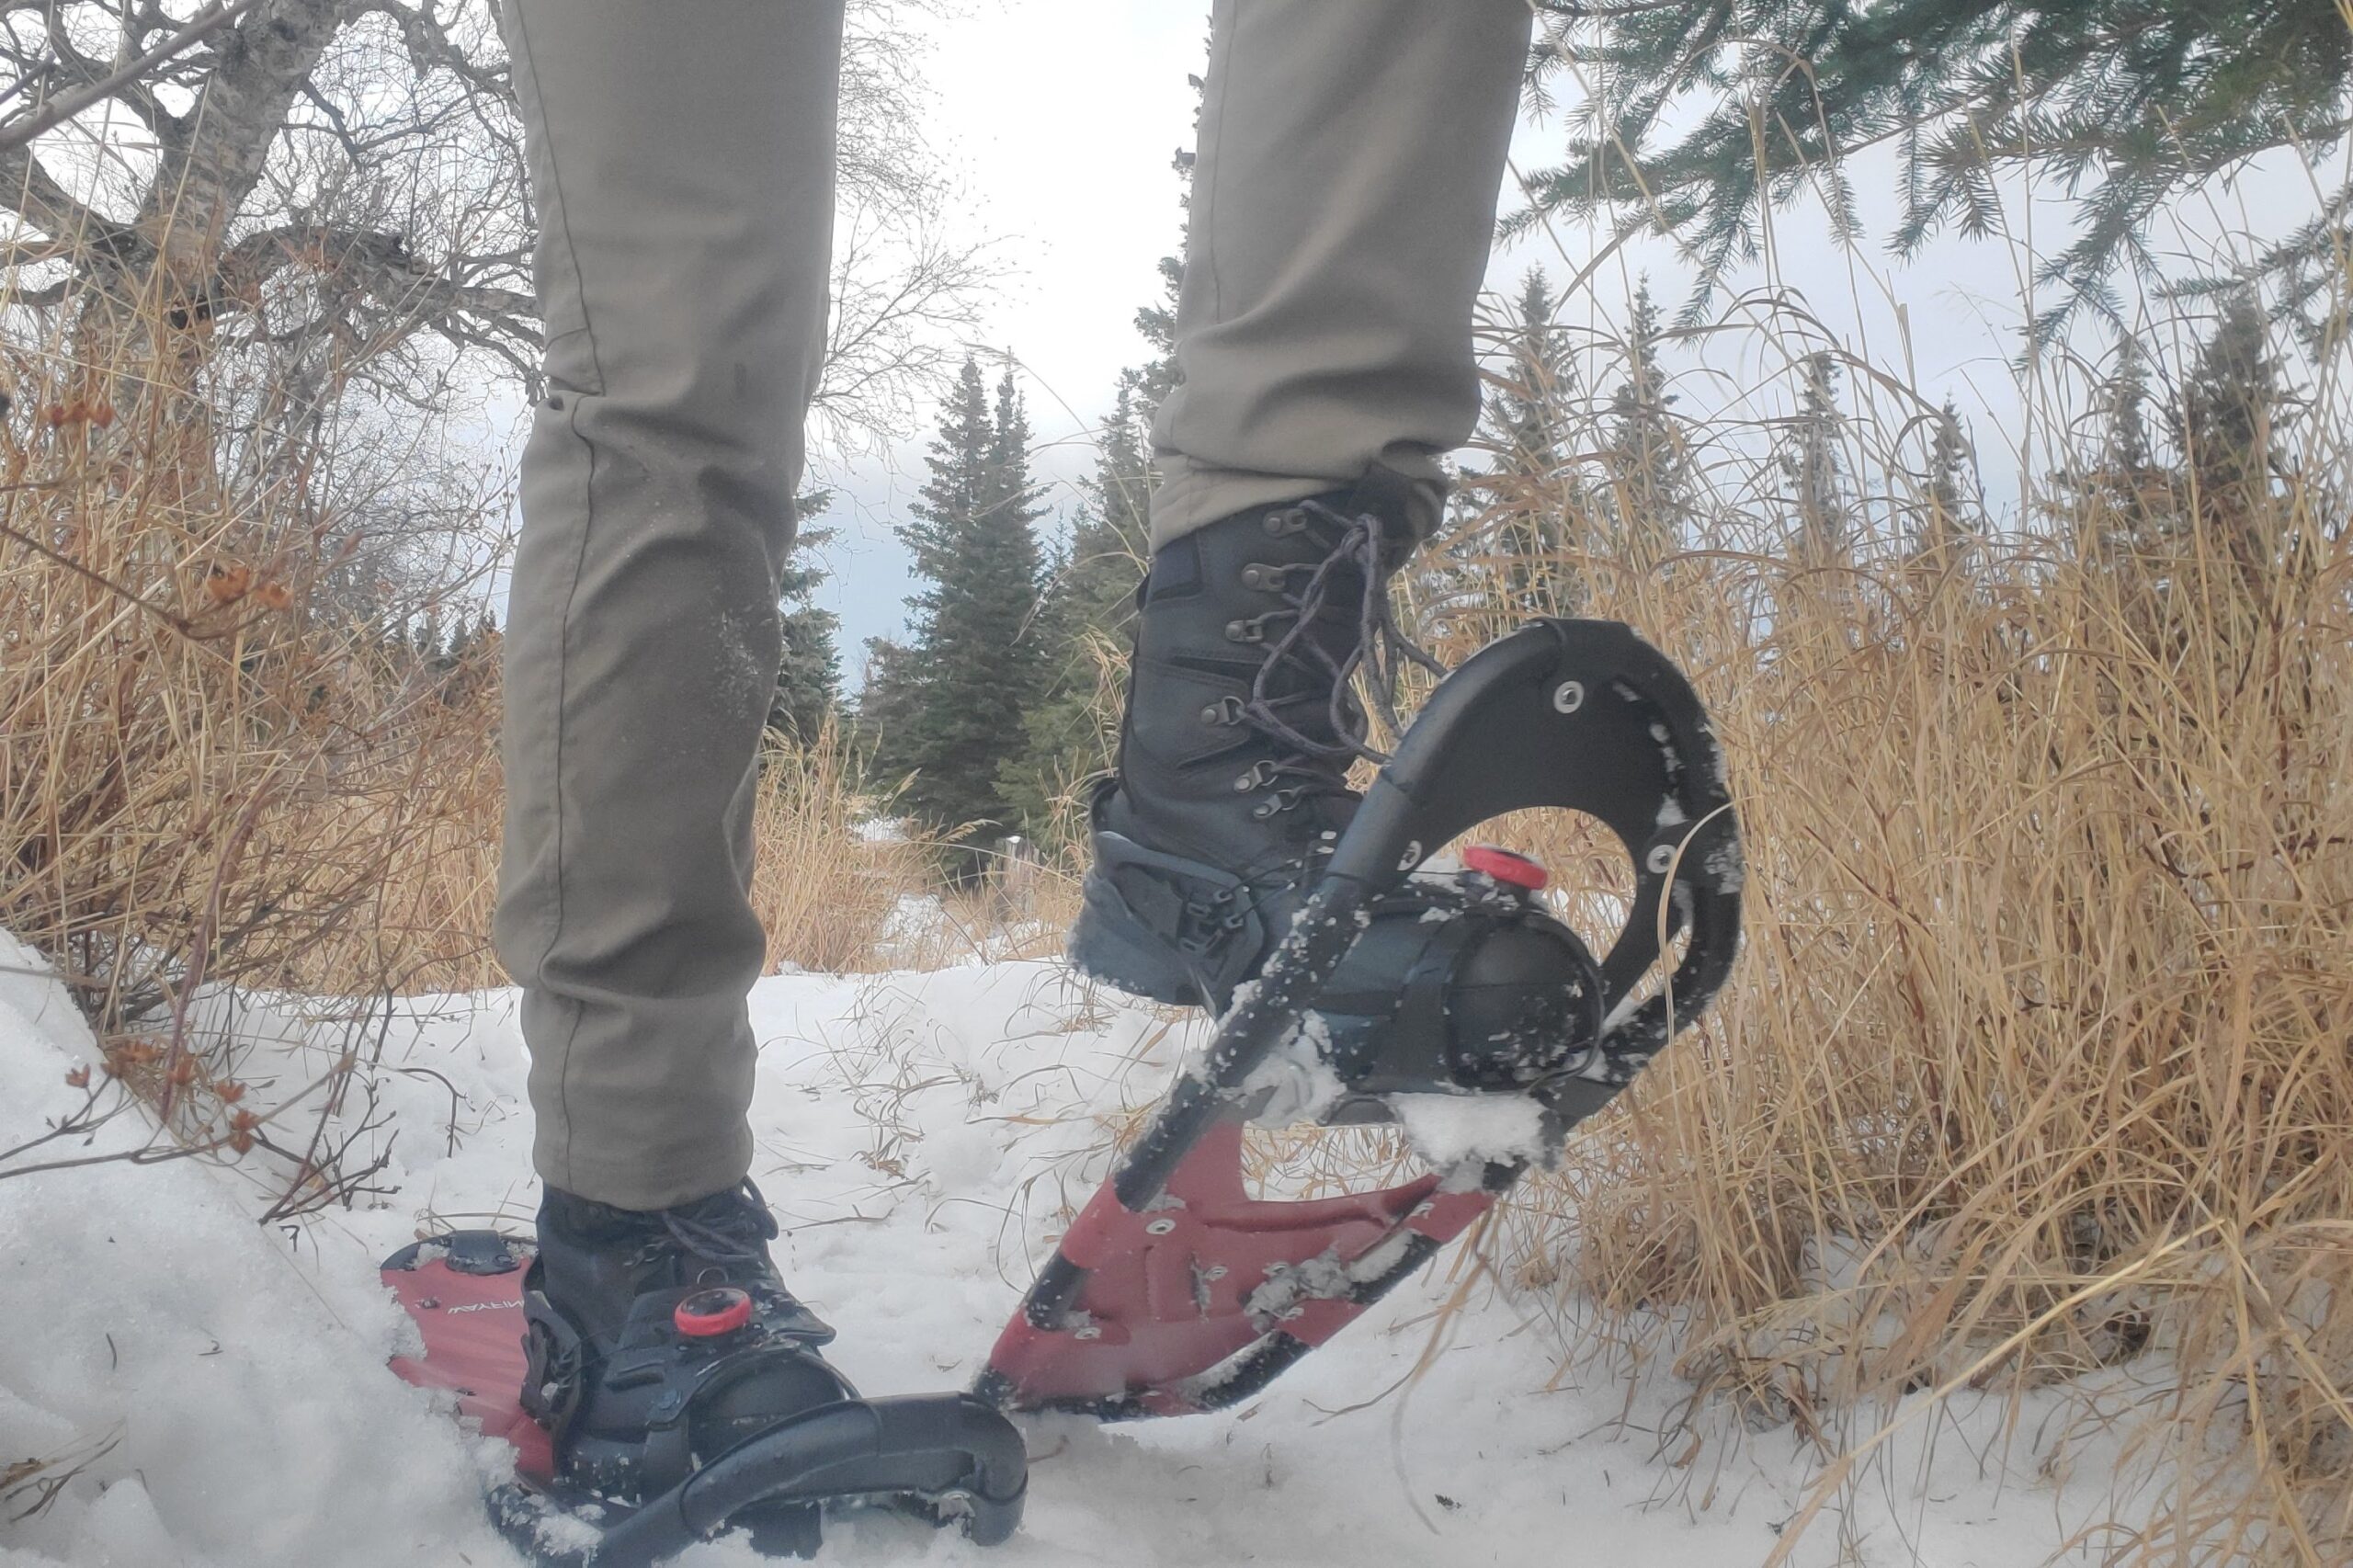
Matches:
[381,1233,1025,1566]
[494,1392,1027,1567]
[978,619,1742,1419]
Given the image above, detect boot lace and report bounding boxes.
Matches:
[1238,500,1445,795]
[645,1179,780,1272]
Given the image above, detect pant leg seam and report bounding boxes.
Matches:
[506,0,610,1188]
[507,4,610,397]
[1200,1,1233,329]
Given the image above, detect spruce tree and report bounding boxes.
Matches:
[1782,351,1856,571]
[1063,382,1155,631]
[1126,115,1198,418]
[769,530,843,747]
[1600,281,1694,581]
[1457,268,1586,615]
[997,382,1156,843]
[856,637,923,766]
[877,356,1053,852]
[1915,398,1979,565]
[2062,336,2168,564]
[2177,295,2287,585]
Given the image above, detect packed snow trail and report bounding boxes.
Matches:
[0,934,2130,1567]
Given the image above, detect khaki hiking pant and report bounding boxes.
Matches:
[497,0,1534,1210]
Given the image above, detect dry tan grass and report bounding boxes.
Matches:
[748,722,939,976]
[0,324,500,1138]
[1412,314,2353,1562]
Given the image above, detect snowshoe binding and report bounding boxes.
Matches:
[384,1187,1025,1563]
[983,617,1743,1417]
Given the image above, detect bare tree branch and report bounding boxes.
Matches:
[0,137,137,256]
[0,0,252,153]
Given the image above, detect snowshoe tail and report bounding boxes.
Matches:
[383,1233,1028,1562]
[569,1394,1025,1567]
[981,618,1742,1417]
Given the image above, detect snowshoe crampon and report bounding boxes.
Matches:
[980,618,1743,1418]
[382,1232,1026,1564]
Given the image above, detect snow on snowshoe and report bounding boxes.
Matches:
[382,1231,1026,1564]
[979,618,1743,1418]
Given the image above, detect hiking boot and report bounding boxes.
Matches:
[520,1179,847,1543]
[1070,472,1426,1010]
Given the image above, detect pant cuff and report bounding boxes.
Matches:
[1147,455,1447,551]
[534,1122,756,1212]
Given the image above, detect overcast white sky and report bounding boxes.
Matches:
[811,1,1209,674]
[806,2,2330,682]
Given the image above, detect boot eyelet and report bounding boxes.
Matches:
[1252,787,1305,820]
[1226,612,1285,643]
[1201,695,1245,726]
[1234,759,1278,792]
[1227,610,1291,643]
[1263,508,1305,536]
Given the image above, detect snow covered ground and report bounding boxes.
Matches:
[0,932,2144,1568]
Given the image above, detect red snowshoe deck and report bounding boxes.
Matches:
[986,1120,1495,1414]
[382,1233,553,1479]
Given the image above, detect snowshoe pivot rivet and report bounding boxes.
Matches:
[1645,844,1677,875]
[1553,680,1586,714]
[1074,1324,1102,1341]
[673,1285,754,1338]
[1144,1217,1177,1236]
[1461,845,1550,891]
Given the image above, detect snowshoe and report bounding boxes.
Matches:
[383,1231,1026,1564]
[980,618,1742,1417]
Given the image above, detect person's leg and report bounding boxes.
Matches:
[495,0,844,1213]
[1074,1,1532,1007]
[1150,0,1534,547]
